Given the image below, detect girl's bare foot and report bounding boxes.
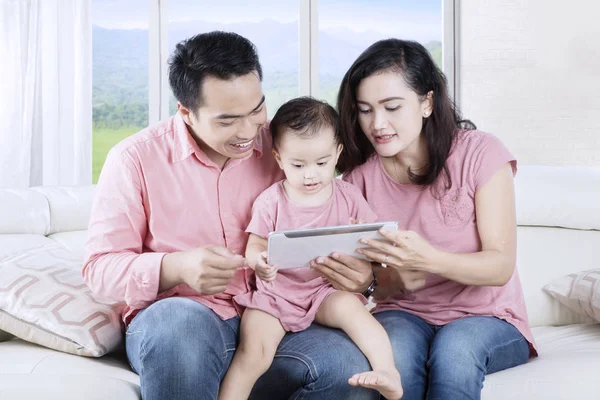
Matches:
[348,369,403,400]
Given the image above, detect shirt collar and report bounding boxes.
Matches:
[172,113,199,163]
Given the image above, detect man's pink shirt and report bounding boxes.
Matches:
[343,130,537,356]
[83,114,283,323]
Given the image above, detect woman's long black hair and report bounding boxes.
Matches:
[336,39,475,187]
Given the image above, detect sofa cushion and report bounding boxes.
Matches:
[482,324,600,399]
[0,338,139,400]
[0,338,137,382]
[47,230,87,261]
[0,189,49,235]
[515,166,600,230]
[0,234,58,260]
[544,269,600,322]
[32,186,95,235]
[0,244,124,357]
[0,375,140,400]
[517,226,599,327]
[3,324,599,400]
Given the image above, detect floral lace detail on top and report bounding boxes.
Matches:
[439,186,474,226]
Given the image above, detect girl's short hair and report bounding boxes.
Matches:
[270,97,340,148]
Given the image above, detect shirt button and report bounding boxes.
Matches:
[223,212,229,217]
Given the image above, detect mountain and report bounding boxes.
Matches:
[92,21,441,127]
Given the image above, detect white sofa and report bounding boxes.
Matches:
[0,166,599,400]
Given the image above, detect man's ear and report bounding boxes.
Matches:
[178,103,194,125]
[272,149,283,170]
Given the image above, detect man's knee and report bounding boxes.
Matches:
[127,298,233,373]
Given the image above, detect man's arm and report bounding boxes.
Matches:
[83,147,245,306]
[82,148,165,309]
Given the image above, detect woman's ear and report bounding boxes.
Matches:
[422,90,434,117]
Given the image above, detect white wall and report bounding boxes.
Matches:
[458,0,600,166]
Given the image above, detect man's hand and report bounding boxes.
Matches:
[160,246,245,295]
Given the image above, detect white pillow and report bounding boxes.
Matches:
[543,269,600,322]
[0,244,125,356]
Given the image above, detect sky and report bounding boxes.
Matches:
[92,0,442,42]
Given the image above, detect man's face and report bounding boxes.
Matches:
[180,71,267,166]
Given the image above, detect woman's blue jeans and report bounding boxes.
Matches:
[374,310,530,400]
[125,297,379,400]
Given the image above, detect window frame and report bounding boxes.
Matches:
[146,0,458,124]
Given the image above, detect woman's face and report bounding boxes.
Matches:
[356,70,432,158]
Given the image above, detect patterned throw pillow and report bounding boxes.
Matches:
[0,244,125,356]
[543,269,600,322]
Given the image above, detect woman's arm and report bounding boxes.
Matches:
[359,163,517,287]
[433,163,517,286]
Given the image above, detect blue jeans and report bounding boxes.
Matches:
[374,310,530,400]
[125,297,378,400]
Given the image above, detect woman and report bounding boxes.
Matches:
[314,39,536,399]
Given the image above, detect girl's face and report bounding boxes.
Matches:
[356,70,432,158]
[273,127,342,198]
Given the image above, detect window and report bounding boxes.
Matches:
[317,0,443,106]
[167,1,300,119]
[92,0,149,183]
[91,0,451,182]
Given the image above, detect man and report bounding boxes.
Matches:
[83,31,377,400]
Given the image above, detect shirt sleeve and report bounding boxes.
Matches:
[245,191,276,239]
[341,180,379,224]
[354,191,379,223]
[82,147,164,310]
[341,169,366,197]
[470,133,517,191]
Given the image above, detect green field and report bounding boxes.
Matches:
[92,126,141,183]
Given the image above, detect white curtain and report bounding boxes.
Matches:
[0,0,92,188]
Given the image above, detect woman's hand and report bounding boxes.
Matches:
[310,253,374,293]
[358,229,441,274]
[369,265,428,299]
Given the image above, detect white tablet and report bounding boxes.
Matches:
[267,221,398,269]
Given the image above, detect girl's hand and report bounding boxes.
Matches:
[358,229,441,274]
[255,252,278,282]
